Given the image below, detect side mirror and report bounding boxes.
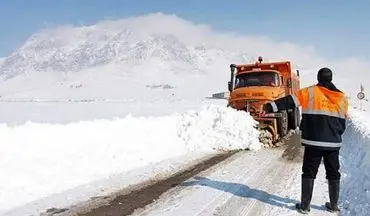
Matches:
[229,64,236,92]
[296,70,300,77]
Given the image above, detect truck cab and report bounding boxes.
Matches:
[227,56,300,142]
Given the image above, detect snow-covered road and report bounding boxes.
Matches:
[130,135,335,216]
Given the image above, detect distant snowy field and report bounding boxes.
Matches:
[0,99,222,125]
[0,70,228,125]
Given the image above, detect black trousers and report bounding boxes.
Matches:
[302,145,341,180]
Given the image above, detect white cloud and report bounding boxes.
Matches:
[91,12,370,95]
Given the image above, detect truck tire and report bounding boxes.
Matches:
[295,108,301,128]
[289,109,295,129]
[288,107,301,130]
[278,110,288,137]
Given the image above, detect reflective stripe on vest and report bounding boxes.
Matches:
[301,139,342,148]
[308,86,314,109]
[301,86,346,119]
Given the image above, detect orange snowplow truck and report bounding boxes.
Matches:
[227,56,301,142]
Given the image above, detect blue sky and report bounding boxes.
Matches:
[0,0,369,60]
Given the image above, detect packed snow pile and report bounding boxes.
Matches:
[0,104,260,214]
[340,108,370,216]
[177,105,261,151]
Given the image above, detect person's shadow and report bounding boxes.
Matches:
[181,176,325,211]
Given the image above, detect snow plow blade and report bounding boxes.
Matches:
[255,116,280,142]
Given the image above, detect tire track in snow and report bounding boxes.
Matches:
[220,154,297,216]
[131,150,272,216]
[130,133,335,216]
[59,151,237,216]
[204,137,300,216]
[192,151,274,216]
[131,149,295,215]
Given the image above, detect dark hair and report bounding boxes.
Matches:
[317,67,332,82]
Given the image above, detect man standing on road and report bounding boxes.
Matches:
[262,67,348,214]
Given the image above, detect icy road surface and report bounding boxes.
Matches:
[131,135,334,216]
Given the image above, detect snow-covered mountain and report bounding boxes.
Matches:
[0,13,255,80]
[0,13,368,101]
[0,14,263,102]
[0,30,233,78]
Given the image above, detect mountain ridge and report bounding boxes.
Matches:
[0,13,258,80]
[0,13,366,97]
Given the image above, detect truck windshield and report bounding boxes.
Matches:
[234,71,280,88]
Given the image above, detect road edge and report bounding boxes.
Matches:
[42,150,240,216]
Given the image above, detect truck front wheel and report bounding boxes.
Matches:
[278,110,288,137]
[288,107,300,130]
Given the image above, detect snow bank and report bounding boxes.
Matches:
[177,105,261,151]
[340,108,370,215]
[0,104,260,214]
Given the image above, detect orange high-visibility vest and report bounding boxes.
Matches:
[292,85,348,148]
[294,85,348,119]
